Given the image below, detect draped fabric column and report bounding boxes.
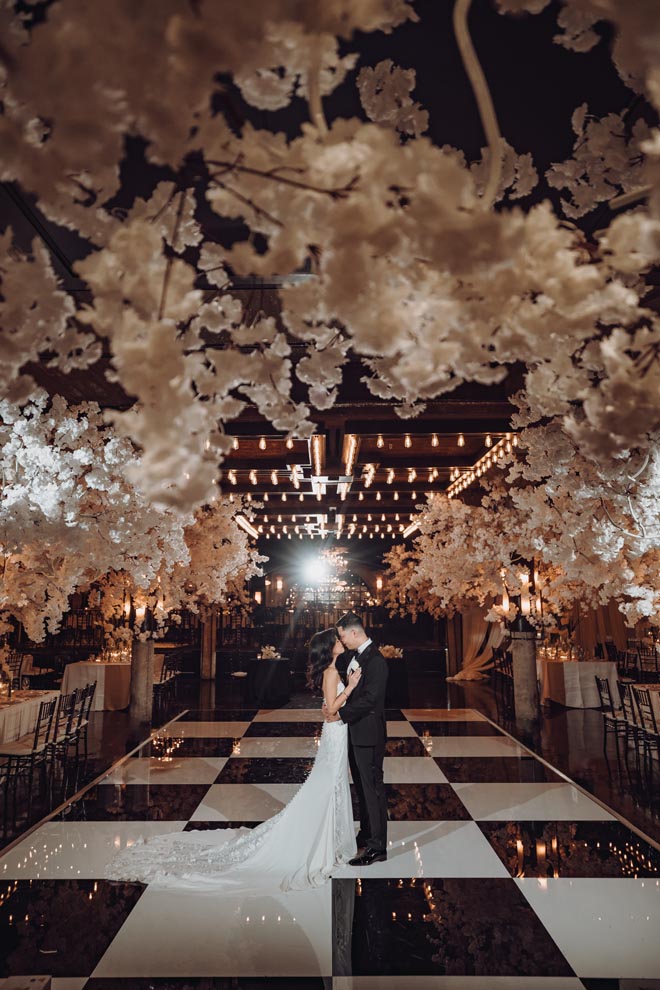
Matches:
[447,606,505,681]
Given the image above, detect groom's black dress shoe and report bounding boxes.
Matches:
[349,848,387,866]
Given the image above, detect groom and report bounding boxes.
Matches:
[323,611,389,865]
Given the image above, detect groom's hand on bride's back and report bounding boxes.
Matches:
[321,701,340,723]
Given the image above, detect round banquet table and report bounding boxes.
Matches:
[246,658,292,707]
[0,689,61,744]
[61,660,132,711]
[540,658,619,708]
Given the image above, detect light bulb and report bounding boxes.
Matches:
[259,437,267,450]
[404,434,412,448]
[485,434,492,448]
[431,433,439,447]
[457,433,465,447]
[377,434,384,448]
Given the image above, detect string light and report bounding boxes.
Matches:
[259,437,267,450]
[228,469,237,485]
[447,433,519,499]
[249,470,257,485]
[457,433,465,447]
[232,437,240,451]
[431,433,439,447]
[271,470,278,485]
[485,434,492,447]
[404,434,412,448]
[387,468,395,484]
[377,434,384,448]
[286,437,294,449]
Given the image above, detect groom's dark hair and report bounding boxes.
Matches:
[336,611,364,634]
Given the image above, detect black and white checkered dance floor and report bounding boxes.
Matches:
[1,704,659,988]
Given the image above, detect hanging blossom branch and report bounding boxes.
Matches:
[453,0,503,209]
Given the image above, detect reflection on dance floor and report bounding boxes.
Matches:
[1,704,659,985]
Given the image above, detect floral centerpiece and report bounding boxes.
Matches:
[380,645,403,659]
[259,645,281,660]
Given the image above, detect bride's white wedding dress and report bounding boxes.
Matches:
[104,680,356,892]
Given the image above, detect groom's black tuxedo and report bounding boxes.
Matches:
[338,642,388,746]
[338,641,388,852]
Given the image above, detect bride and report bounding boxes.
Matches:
[105,628,361,891]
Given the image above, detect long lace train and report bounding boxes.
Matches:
[105,691,356,892]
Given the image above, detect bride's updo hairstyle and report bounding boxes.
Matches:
[307,628,338,692]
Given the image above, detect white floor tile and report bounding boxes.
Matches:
[387,720,417,737]
[173,721,250,737]
[92,883,332,976]
[383,757,448,784]
[103,757,227,785]
[453,782,616,821]
[254,709,323,722]
[334,978,585,989]
[0,821,187,879]
[420,736,525,757]
[333,820,509,879]
[332,976,584,990]
[517,877,660,977]
[190,783,301,821]
[233,737,322,758]
[402,709,486,721]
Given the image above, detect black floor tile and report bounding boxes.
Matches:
[243,721,322,738]
[349,783,471,821]
[183,820,260,831]
[86,980,327,989]
[135,736,236,758]
[179,709,258,721]
[385,737,430,757]
[58,783,210,821]
[333,877,574,976]
[0,879,144,978]
[411,721,504,736]
[479,820,660,878]
[385,709,407,720]
[215,757,314,783]
[434,756,565,783]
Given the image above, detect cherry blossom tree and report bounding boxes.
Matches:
[0,394,260,645]
[1,0,660,626]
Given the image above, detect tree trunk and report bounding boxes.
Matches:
[130,638,154,722]
[510,630,538,721]
[200,606,217,681]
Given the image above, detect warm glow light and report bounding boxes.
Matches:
[431,433,439,447]
[276,577,283,591]
[376,576,383,590]
[344,434,358,476]
[402,520,419,538]
[236,514,260,539]
[286,437,294,449]
[457,433,465,447]
[271,470,278,485]
[228,469,237,485]
[249,470,257,485]
[377,434,384,448]
[485,434,492,447]
[232,437,240,450]
[259,437,267,450]
[254,591,262,604]
[404,434,412,448]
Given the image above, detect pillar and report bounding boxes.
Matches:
[130,637,154,722]
[200,606,217,681]
[510,629,539,721]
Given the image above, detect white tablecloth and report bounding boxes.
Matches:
[0,690,60,745]
[540,659,619,708]
[61,661,131,711]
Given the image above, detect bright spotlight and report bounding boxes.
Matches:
[301,556,329,585]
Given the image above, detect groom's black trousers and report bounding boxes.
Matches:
[349,736,387,853]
